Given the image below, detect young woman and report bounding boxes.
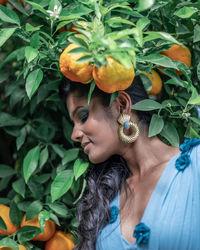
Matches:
[60,76,200,250]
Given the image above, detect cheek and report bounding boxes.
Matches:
[88,126,119,163]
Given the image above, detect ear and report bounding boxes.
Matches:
[113,91,132,114]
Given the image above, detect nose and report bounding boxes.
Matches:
[71,124,83,142]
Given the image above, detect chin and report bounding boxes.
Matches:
[88,152,110,164]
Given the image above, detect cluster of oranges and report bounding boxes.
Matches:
[59,43,135,93]
[0,204,75,250]
[59,43,191,96]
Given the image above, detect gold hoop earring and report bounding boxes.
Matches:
[117,113,139,143]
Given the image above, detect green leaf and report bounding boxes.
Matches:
[0,216,7,232]
[26,23,43,32]
[140,73,152,93]
[26,0,49,16]
[0,5,20,25]
[110,91,118,106]
[68,36,88,48]
[0,165,15,177]
[55,20,71,33]
[16,127,27,150]
[0,27,17,47]
[197,63,200,81]
[194,24,200,43]
[74,158,89,181]
[39,147,49,168]
[138,0,155,12]
[106,17,135,26]
[136,17,150,31]
[9,0,27,16]
[0,238,18,250]
[132,99,162,111]
[62,118,73,145]
[0,47,25,70]
[51,144,65,158]
[38,210,51,233]
[51,170,74,202]
[62,148,80,165]
[25,46,38,63]
[10,200,23,226]
[0,111,25,127]
[34,174,50,184]
[76,55,93,63]
[17,226,41,242]
[108,29,136,41]
[188,87,200,105]
[111,52,133,69]
[23,145,40,183]
[148,114,164,137]
[144,32,182,45]
[26,200,43,221]
[67,47,90,54]
[189,117,200,126]
[48,203,69,218]
[87,81,95,105]
[160,122,179,147]
[0,71,8,83]
[137,54,177,69]
[189,127,200,139]
[12,178,25,198]
[26,69,43,99]
[73,179,87,205]
[174,6,198,19]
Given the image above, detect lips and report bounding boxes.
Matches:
[81,141,91,153]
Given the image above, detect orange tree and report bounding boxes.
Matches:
[0,0,200,249]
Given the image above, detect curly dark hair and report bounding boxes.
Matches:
[59,76,151,249]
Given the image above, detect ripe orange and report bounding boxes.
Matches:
[59,43,93,83]
[0,245,26,250]
[142,70,162,95]
[160,44,191,75]
[0,0,7,4]
[19,0,24,6]
[0,204,19,236]
[58,26,67,33]
[20,214,56,241]
[68,24,80,34]
[45,231,75,250]
[93,56,135,93]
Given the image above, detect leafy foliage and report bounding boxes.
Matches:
[0,0,200,248]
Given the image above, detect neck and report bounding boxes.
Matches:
[119,131,180,178]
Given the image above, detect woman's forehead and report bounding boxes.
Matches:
[67,93,88,110]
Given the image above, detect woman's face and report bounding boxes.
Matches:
[66,92,120,163]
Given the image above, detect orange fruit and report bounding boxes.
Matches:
[0,204,19,235]
[59,43,93,83]
[0,0,7,4]
[92,56,135,93]
[58,26,67,33]
[20,214,56,241]
[45,231,75,250]
[160,44,191,75]
[0,245,26,250]
[68,24,80,34]
[142,70,162,95]
[19,0,24,6]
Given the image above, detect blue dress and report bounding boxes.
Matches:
[96,138,200,250]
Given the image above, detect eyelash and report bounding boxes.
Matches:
[78,110,89,124]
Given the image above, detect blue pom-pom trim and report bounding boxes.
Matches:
[175,138,200,171]
[109,206,119,224]
[133,222,150,245]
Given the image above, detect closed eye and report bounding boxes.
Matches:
[78,109,89,124]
